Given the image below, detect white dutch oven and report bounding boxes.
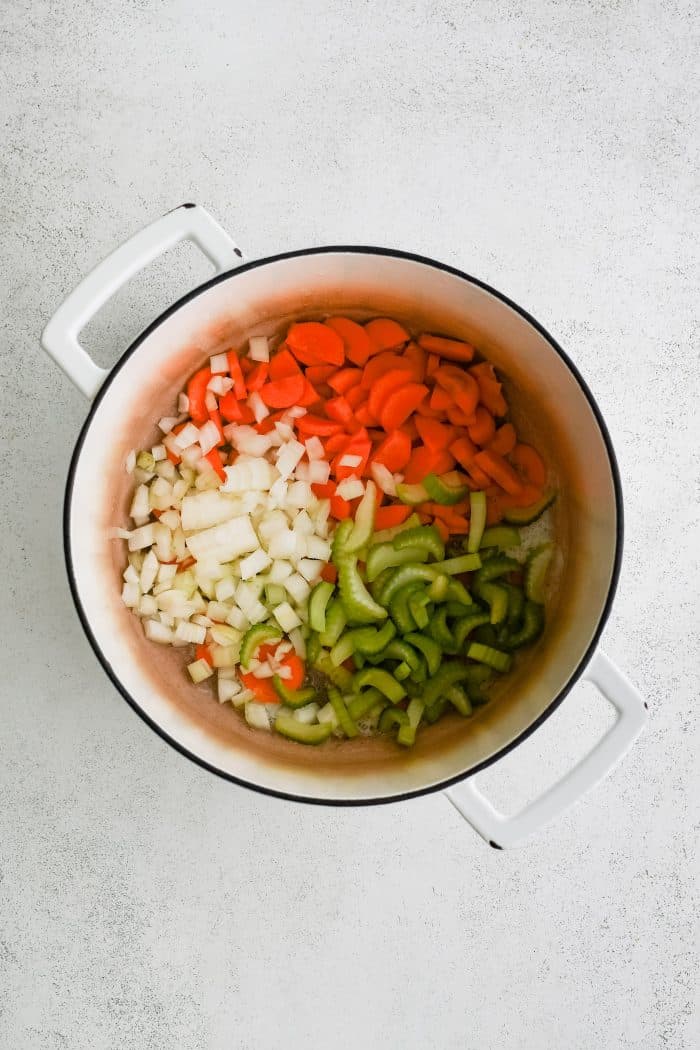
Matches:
[42,204,647,847]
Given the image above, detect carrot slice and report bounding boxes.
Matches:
[187,367,212,423]
[426,353,441,378]
[361,352,406,388]
[510,443,546,487]
[219,391,244,423]
[226,351,247,399]
[286,322,345,366]
[418,333,476,363]
[373,429,412,472]
[474,450,525,495]
[403,446,455,484]
[239,671,279,704]
[296,414,344,437]
[196,643,213,665]
[498,483,543,508]
[204,447,227,482]
[450,435,479,468]
[345,384,369,411]
[299,379,323,407]
[269,348,301,381]
[488,423,517,456]
[468,406,496,446]
[328,367,363,395]
[430,386,452,411]
[255,410,286,434]
[305,365,336,385]
[414,417,456,451]
[374,504,412,530]
[379,383,429,431]
[332,435,371,480]
[324,433,350,455]
[354,404,377,427]
[324,317,374,366]
[469,362,508,417]
[434,365,479,416]
[330,494,351,519]
[402,343,428,382]
[364,318,410,353]
[367,369,414,419]
[432,518,450,542]
[320,563,337,583]
[311,481,336,499]
[246,363,269,392]
[259,374,306,408]
[279,653,305,690]
[325,396,355,426]
[431,508,470,534]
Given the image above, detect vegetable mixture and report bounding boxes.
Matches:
[117,316,555,747]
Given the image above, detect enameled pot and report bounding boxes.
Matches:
[41,204,647,847]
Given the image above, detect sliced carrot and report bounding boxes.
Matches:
[364,318,410,354]
[324,432,350,455]
[418,333,476,363]
[187,367,212,423]
[311,481,336,499]
[361,351,406,388]
[325,396,355,426]
[246,363,269,392]
[355,403,377,427]
[332,434,371,480]
[432,508,470,533]
[402,342,428,382]
[414,417,456,451]
[426,353,441,378]
[297,379,322,407]
[286,321,345,366]
[468,405,496,446]
[324,317,374,366]
[328,367,363,395]
[305,364,336,385]
[330,494,351,519]
[498,483,543,508]
[450,434,479,468]
[373,429,412,472]
[469,362,508,417]
[239,672,279,704]
[268,348,301,381]
[219,390,244,422]
[434,365,479,416]
[196,643,213,665]
[446,404,476,427]
[178,556,196,571]
[367,369,414,419]
[430,386,452,411]
[296,414,344,437]
[510,443,546,487]
[379,383,429,431]
[403,446,455,484]
[374,504,412,530]
[259,374,306,408]
[474,450,525,495]
[204,447,227,482]
[279,653,305,690]
[488,423,517,456]
[414,400,444,419]
[432,518,450,542]
[226,351,247,399]
[345,384,369,411]
[255,410,286,434]
[320,562,337,583]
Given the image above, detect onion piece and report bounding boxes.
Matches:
[158,416,180,434]
[210,352,229,374]
[248,335,270,362]
[336,476,364,501]
[339,453,362,468]
[273,602,302,632]
[370,461,397,497]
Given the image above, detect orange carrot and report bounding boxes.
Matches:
[418,333,476,363]
[203,448,227,482]
[469,362,507,417]
[226,351,247,399]
[246,363,269,391]
[324,317,374,366]
[488,423,517,456]
[414,417,456,451]
[328,367,363,395]
[259,374,306,408]
[403,446,455,484]
[268,348,301,380]
[345,384,369,411]
[510,443,546,487]
[320,562,337,583]
[373,430,412,472]
[426,353,441,377]
[286,321,345,366]
[379,383,429,431]
[468,406,496,446]
[364,318,410,353]
[196,643,213,665]
[305,364,336,385]
[434,365,479,416]
[367,369,415,419]
[361,351,406,388]
[430,386,452,411]
[402,342,428,382]
[474,449,525,495]
[325,396,355,426]
[295,414,344,437]
[374,504,412,530]
[187,367,212,423]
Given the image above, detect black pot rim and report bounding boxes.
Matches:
[63,244,624,808]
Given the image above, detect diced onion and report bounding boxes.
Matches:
[339,454,362,468]
[207,375,233,395]
[175,621,207,644]
[144,619,174,644]
[125,449,136,473]
[248,391,269,423]
[121,581,140,607]
[284,573,311,604]
[198,419,221,456]
[188,658,213,683]
[307,459,330,485]
[273,601,302,631]
[288,627,307,658]
[245,702,271,729]
[158,417,180,434]
[248,335,270,362]
[370,461,397,497]
[239,548,272,580]
[336,476,364,501]
[297,558,323,583]
[276,440,305,480]
[178,393,190,414]
[152,444,167,462]
[210,352,229,374]
[128,524,155,551]
[174,422,200,450]
[204,390,218,414]
[304,436,325,461]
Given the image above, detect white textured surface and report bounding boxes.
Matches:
[2,2,698,1048]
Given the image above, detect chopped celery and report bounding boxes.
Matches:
[318,599,347,646]
[446,684,473,717]
[423,471,469,505]
[274,713,333,745]
[503,489,556,525]
[474,555,520,584]
[466,642,512,673]
[365,542,428,583]
[438,553,482,575]
[353,668,406,703]
[344,480,378,553]
[377,563,439,606]
[525,543,553,604]
[395,482,429,505]
[404,632,442,675]
[239,623,282,669]
[328,688,358,738]
[272,677,317,708]
[397,698,425,746]
[349,621,397,656]
[338,554,388,624]
[502,601,545,650]
[473,580,509,625]
[467,490,487,552]
[308,580,335,633]
[479,525,521,550]
[389,582,424,634]
[313,651,354,691]
[392,524,445,561]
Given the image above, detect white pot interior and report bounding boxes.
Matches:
[66,250,620,802]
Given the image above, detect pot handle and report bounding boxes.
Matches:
[445,649,647,848]
[40,203,242,401]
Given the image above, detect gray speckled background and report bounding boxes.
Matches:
[1,1,698,1047]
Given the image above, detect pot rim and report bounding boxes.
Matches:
[63,245,624,806]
